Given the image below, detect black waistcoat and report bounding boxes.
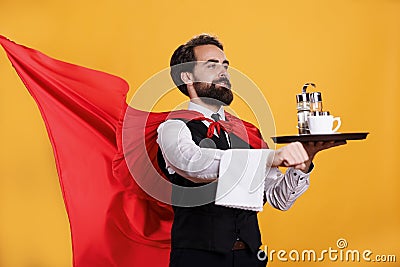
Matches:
[157,120,262,254]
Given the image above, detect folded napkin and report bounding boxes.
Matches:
[215,149,273,211]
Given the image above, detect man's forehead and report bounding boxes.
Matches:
[193,44,227,62]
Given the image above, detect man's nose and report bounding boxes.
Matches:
[218,65,229,79]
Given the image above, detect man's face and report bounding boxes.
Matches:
[191,45,233,106]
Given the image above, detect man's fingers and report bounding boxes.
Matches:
[290,142,309,163]
[294,162,306,170]
[279,142,309,167]
[296,141,309,161]
[332,140,347,147]
[273,141,318,168]
[322,140,346,150]
[304,140,347,154]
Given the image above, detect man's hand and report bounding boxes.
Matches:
[302,140,347,162]
[271,142,309,171]
[271,141,347,172]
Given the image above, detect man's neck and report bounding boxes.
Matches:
[190,98,221,113]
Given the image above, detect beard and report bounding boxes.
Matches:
[193,77,233,106]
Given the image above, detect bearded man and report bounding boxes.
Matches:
[156,34,341,267]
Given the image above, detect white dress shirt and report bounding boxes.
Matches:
[157,101,310,211]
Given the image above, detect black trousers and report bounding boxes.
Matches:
[169,248,268,267]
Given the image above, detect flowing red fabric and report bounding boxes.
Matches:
[0,35,267,267]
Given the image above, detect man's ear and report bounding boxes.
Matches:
[180,72,194,85]
[181,72,198,99]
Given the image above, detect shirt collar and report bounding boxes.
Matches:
[188,101,226,121]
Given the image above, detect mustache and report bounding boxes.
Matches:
[212,77,231,89]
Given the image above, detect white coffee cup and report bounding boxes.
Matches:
[307,115,341,134]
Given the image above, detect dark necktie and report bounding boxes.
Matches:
[211,113,230,149]
[211,113,221,122]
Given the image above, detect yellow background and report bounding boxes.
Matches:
[0,0,399,266]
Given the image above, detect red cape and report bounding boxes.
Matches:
[0,35,267,267]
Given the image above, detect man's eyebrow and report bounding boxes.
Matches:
[204,59,230,65]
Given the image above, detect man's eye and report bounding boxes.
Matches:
[223,65,229,70]
[207,63,216,69]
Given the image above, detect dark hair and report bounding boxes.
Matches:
[170,34,224,96]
